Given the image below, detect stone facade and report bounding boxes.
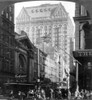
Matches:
[73,3,92,90]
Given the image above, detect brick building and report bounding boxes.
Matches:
[0,5,15,86]
[0,5,35,90]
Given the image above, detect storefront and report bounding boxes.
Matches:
[73,50,92,90]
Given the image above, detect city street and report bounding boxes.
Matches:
[0,1,92,100]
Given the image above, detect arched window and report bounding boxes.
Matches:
[19,54,26,74]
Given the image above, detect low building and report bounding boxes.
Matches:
[15,31,34,83]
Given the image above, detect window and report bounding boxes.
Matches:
[19,54,26,74]
[2,60,9,72]
[48,8,51,11]
[9,6,12,12]
[0,45,3,56]
[40,9,43,12]
[54,27,59,47]
[6,35,9,44]
[6,13,8,18]
[49,26,52,34]
[80,5,87,16]
[0,59,2,71]
[10,61,14,72]
[36,29,41,44]
[32,27,34,32]
[9,16,12,21]
[31,10,34,13]
[1,10,4,15]
[36,9,38,12]
[44,9,47,12]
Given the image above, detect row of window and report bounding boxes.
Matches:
[1,5,13,22]
[1,19,14,33]
[0,33,15,47]
[31,8,51,13]
[0,46,14,59]
[0,58,14,73]
[32,25,63,32]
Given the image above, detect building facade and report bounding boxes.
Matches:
[0,5,15,86]
[16,3,74,82]
[73,3,92,90]
[0,4,35,88]
[45,55,59,83]
[15,31,30,83]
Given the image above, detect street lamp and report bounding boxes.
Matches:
[74,61,79,97]
[37,77,40,88]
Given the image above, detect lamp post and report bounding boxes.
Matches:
[58,55,61,82]
[75,61,79,97]
[37,48,40,88]
[38,48,40,78]
[67,74,70,100]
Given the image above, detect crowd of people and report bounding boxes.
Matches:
[8,86,55,100]
[0,86,54,100]
[2,86,68,100]
[1,85,92,100]
[73,89,92,99]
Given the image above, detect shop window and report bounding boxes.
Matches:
[87,62,92,69]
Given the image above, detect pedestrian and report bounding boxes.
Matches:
[27,89,34,98]
[9,90,14,99]
[41,88,46,100]
[18,91,23,100]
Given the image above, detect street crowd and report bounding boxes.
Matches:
[1,85,92,100]
[73,89,92,100]
[0,85,68,100]
[7,86,54,100]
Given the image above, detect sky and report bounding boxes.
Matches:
[14,1,75,20]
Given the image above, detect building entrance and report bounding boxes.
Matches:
[73,50,92,90]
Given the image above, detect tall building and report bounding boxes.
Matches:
[0,5,15,85]
[73,3,92,90]
[16,3,74,82]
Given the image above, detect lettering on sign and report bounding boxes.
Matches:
[74,51,92,57]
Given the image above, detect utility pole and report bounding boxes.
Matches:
[37,48,40,88]
[58,55,61,82]
[57,46,82,99]
[75,61,79,97]
[38,48,40,78]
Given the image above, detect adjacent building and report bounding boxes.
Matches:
[15,31,34,83]
[45,55,59,82]
[0,5,15,86]
[73,3,92,90]
[16,3,74,82]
